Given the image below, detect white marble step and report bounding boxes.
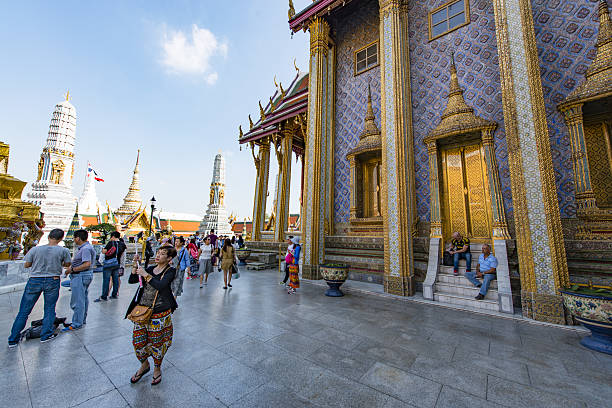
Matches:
[433,292,499,312]
[439,264,479,274]
[435,282,498,301]
[437,272,498,289]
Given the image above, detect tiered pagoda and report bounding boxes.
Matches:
[199,153,233,236]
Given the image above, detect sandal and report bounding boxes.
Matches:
[151,374,162,385]
[130,366,150,383]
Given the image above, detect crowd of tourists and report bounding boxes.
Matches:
[6,227,252,386]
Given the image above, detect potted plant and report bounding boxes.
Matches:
[236,247,251,266]
[560,284,612,355]
[319,263,349,297]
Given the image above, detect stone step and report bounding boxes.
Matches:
[436,273,498,289]
[433,292,499,312]
[434,282,498,301]
[245,262,277,271]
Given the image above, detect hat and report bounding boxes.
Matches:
[291,237,300,245]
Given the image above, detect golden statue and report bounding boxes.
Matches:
[210,188,215,204]
[219,190,225,206]
[37,157,44,181]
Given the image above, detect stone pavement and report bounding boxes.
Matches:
[1,268,610,408]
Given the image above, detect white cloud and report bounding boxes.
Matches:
[160,24,228,84]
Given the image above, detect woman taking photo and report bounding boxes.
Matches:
[219,238,235,290]
[126,245,177,386]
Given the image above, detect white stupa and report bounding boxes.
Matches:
[26,92,78,244]
[199,153,233,235]
[77,164,101,216]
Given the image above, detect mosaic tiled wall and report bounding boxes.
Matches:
[331,0,381,224]
[407,0,512,223]
[532,0,599,218]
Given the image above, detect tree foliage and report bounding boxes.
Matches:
[85,223,116,244]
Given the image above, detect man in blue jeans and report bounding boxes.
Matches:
[449,231,471,276]
[95,231,125,302]
[63,229,96,331]
[8,228,71,346]
[465,243,498,300]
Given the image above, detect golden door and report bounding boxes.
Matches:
[441,144,492,241]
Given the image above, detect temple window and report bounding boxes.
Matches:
[429,0,470,41]
[354,42,378,75]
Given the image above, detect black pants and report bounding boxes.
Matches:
[283,264,290,283]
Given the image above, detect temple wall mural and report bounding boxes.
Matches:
[407,0,512,225]
[532,0,600,218]
[331,0,381,226]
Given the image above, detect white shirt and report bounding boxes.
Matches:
[199,244,213,261]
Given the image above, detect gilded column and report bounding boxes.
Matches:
[492,0,569,323]
[427,141,442,238]
[379,0,416,295]
[348,156,358,219]
[274,132,293,242]
[251,139,270,241]
[560,104,596,211]
[301,17,331,279]
[482,128,511,239]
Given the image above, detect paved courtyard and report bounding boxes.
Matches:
[1,268,610,408]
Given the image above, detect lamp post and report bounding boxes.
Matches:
[148,196,156,237]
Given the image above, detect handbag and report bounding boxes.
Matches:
[103,242,119,268]
[442,251,453,266]
[231,264,240,279]
[127,268,168,324]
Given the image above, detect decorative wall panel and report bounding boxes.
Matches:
[407,0,513,223]
[532,0,600,217]
[332,0,381,224]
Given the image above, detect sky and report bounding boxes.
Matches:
[1,0,313,221]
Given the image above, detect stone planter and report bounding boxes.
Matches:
[560,289,612,355]
[320,263,349,297]
[236,249,251,266]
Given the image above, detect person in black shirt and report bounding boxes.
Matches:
[127,245,177,386]
[95,231,125,302]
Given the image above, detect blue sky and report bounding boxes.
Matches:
[1,0,312,220]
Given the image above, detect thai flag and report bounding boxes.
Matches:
[88,162,104,182]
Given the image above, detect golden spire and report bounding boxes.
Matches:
[64,90,71,101]
[248,114,254,129]
[587,0,611,78]
[427,52,495,140]
[560,0,612,106]
[239,125,244,138]
[440,52,473,120]
[359,84,379,139]
[288,0,296,20]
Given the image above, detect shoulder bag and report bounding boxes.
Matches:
[103,242,119,269]
[127,268,168,324]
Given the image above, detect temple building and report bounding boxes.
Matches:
[199,153,233,236]
[77,163,102,226]
[26,93,78,244]
[239,0,612,324]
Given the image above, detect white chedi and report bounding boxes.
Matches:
[26,93,78,244]
[199,153,233,235]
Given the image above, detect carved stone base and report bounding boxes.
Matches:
[384,275,415,296]
[302,264,321,280]
[521,291,568,325]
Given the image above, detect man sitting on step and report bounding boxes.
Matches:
[465,243,497,301]
[449,232,471,276]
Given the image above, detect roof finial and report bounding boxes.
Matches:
[248,114,254,129]
[288,0,296,20]
[259,100,266,120]
[64,90,71,101]
[239,125,244,138]
[294,58,300,73]
[449,51,461,96]
[136,149,140,166]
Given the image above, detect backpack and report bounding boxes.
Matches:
[21,317,68,340]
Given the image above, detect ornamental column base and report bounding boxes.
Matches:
[384,275,415,297]
[521,291,569,325]
[302,264,321,280]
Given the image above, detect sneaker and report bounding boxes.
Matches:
[8,342,18,348]
[61,326,77,332]
[40,332,59,343]
[453,270,459,276]
[186,276,190,280]
[200,285,203,288]
[475,294,485,300]
[110,295,118,299]
[93,297,107,302]
[279,281,285,285]
[228,284,232,287]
